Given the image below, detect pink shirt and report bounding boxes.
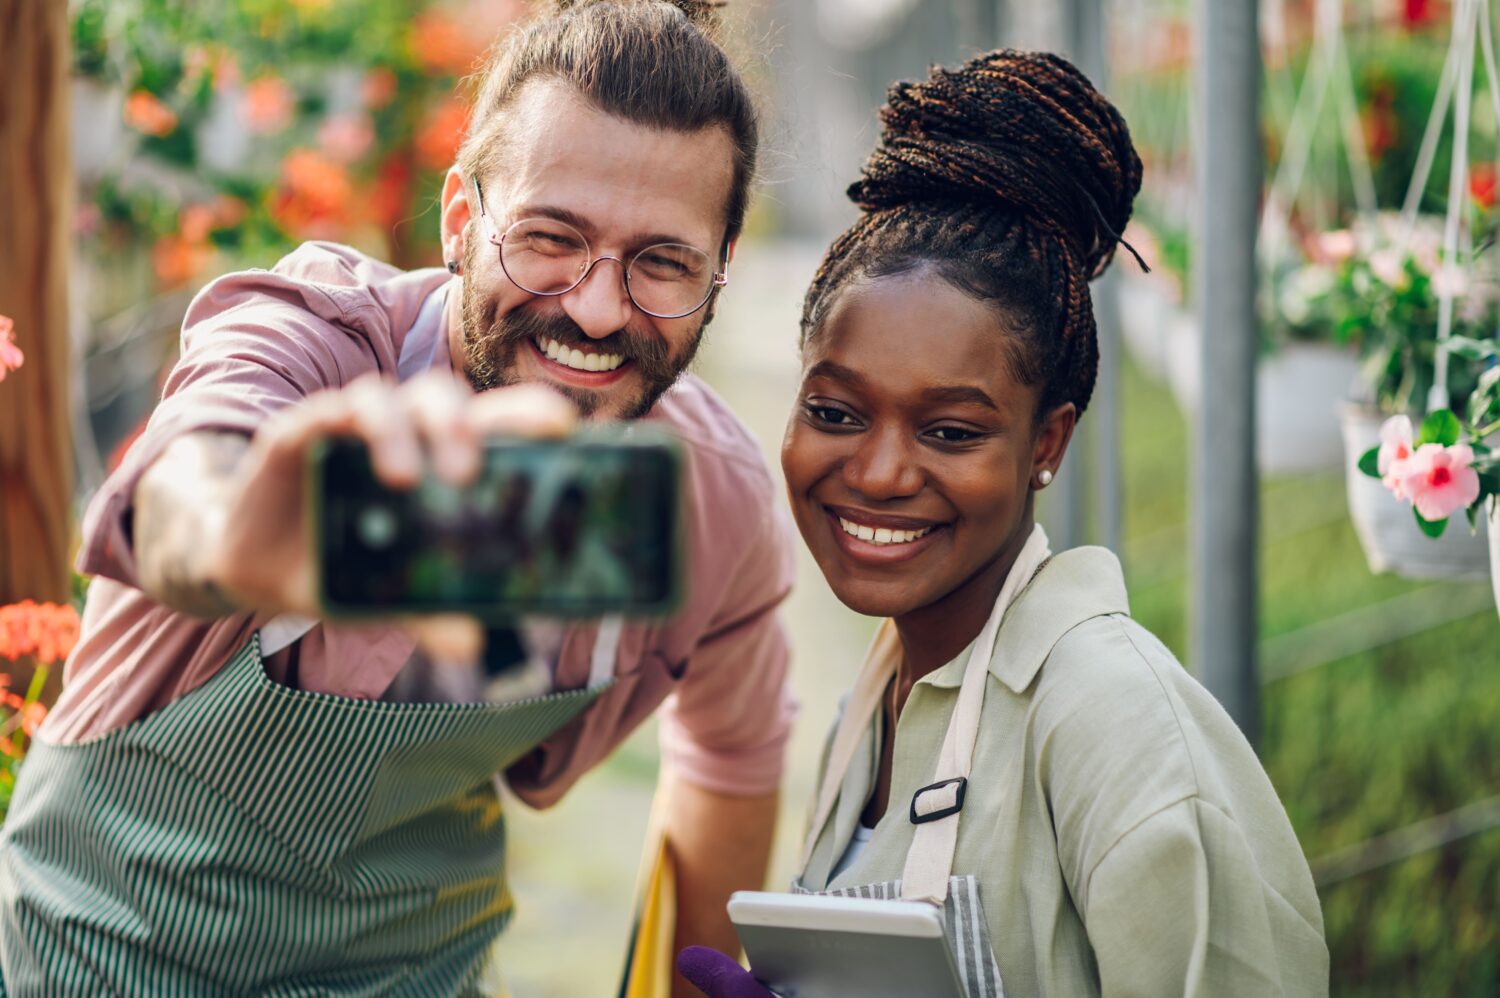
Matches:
[45,242,797,805]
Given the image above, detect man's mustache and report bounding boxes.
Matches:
[488,308,671,372]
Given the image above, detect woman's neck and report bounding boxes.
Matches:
[890,516,1034,707]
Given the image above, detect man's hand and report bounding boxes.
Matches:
[134,373,576,627]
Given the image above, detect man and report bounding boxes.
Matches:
[0,2,795,994]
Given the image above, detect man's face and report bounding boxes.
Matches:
[443,79,737,420]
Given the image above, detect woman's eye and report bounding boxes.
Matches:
[927,426,981,444]
[806,404,858,427]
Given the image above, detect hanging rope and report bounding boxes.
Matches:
[1260,0,1381,267]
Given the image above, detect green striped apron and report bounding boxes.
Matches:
[0,630,611,995]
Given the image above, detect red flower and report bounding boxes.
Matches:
[1402,0,1437,27]
[269,149,356,239]
[0,315,23,380]
[1471,162,1497,209]
[0,602,81,665]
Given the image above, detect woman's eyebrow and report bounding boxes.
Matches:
[921,385,997,409]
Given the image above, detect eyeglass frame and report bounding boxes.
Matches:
[470,177,730,320]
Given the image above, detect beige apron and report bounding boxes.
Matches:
[793,526,1053,998]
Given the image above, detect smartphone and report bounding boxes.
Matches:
[311,427,682,619]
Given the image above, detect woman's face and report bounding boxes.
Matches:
[781,269,1074,620]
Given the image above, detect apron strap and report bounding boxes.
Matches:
[899,525,1051,907]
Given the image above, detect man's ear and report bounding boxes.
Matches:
[439,167,473,269]
[1032,402,1077,487]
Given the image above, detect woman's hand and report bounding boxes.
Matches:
[675,947,775,998]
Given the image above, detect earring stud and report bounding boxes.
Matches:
[1037,469,1054,487]
[446,260,461,275]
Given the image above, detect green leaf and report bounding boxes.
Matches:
[1414,507,1449,537]
[1418,409,1462,447]
[1358,446,1383,478]
[1467,502,1480,530]
[1445,336,1500,362]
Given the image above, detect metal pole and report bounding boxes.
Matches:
[1063,0,1125,560]
[1191,0,1261,742]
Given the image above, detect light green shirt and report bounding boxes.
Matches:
[800,547,1329,997]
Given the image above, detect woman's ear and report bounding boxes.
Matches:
[1031,402,1077,490]
[439,166,472,271]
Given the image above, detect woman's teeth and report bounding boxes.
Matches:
[537,335,625,372]
[838,517,933,546]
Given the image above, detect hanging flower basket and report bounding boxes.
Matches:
[1342,404,1494,581]
[1260,340,1362,474]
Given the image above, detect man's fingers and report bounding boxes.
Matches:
[344,377,423,487]
[468,382,578,439]
[405,615,486,665]
[404,373,479,486]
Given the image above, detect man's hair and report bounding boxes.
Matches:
[459,0,757,246]
[801,49,1143,419]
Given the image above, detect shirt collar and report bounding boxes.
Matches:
[917,546,1130,694]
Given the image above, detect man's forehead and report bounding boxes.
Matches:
[483,79,737,246]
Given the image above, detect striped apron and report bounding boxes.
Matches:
[793,526,1053,998]
[0,623,617,996]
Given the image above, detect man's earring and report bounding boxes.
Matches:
[1037,469,1054,488]
[446,260,461,275]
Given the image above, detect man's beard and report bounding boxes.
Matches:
[459,242,706,420]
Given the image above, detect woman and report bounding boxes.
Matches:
[679,49,1328,997]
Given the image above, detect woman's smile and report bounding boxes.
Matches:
[824,505,948,564]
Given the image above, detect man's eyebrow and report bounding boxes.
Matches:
[512,204,696,250]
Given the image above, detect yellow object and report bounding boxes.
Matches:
[620,799,678,998]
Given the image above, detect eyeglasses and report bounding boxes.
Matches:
[472,178,729,320]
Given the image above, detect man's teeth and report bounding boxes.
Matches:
[537,335,624,372]
[838,517,933,545]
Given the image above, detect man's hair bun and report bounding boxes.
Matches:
[850,49,1142,277]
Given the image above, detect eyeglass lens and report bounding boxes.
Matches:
[500,218,716,318]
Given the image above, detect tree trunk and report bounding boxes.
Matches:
[0,1,73,697]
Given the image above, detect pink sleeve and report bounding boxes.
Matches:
[655,503,799,797]
[77,261,393,587]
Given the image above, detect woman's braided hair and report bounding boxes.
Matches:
[801,49,1143,417]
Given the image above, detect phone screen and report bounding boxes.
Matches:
[314,432,680,618]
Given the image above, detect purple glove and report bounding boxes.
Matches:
[676,946,776,998]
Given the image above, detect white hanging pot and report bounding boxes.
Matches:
[1489,498,1500,620]
[1164,305,1201,413]
[1258,341,1361,474]
[1118,272,1171,380]
[1340,404,1492,581]
[70,76,131,184]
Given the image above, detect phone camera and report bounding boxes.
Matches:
[357,505,399,549]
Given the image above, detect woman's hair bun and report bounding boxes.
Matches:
[849,49,1142,277]
[552,0,727,31]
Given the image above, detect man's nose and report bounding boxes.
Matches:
[842,426,924,501]
[560,257,635,340]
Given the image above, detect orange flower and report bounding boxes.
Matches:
[0,601,81,665]
[243,75,297,135]
[211,195,249,229]
[124,90,178,138]
[362,68,399,110]
[1471,163,1497,210]
[408,10,488,76]
[416,97,471,171]
[370,151,413,232]
[0,314,23,380]
[153,233,213,289]
[269,149,356,239]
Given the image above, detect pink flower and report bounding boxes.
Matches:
[0,315,23,380]
[317,114,375,164]
[1397,443,1482,521]
[242,76,296,135]
[1368,249,1408,289]
[1314,229,1358,265]
[1377,415,1415,497]
[1431,264,1470,300]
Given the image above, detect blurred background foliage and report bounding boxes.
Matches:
[34,0,1500,995]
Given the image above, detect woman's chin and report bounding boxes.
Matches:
[823,576,928,620]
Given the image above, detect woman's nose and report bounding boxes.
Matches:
[560,257,635,339]
[842,427,923,500]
